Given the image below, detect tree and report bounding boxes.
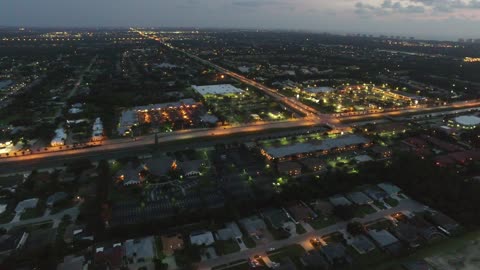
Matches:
[333,205,355,221]
[347,221,365,235]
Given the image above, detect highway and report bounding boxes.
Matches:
[1,30,479,171]
[0,118,322,171]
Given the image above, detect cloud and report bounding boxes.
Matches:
[355,0,425,15]
[354,0,480,16]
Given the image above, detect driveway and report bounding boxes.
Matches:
[196,199,425,270]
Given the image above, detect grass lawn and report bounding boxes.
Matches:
[309,215,338,230]
[373,201,387,210]
[354,205,377,218]
[346,245,390,270]
[155,236,166,259]
[384,197,399,207]
[214,240,241,255]
[242,236,256,248]
[267,244,305,258]
[296,223,307,234]
[0,212,14,224]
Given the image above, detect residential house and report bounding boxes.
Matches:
[377,183,402,196]
[215,222,242,241]
[300,250,330,270]
[239,216,267,239]
[189,231,215,246]
[124,237,156,269]
[14,198,38,214]
[320,242,352,266]
[425,212,460,235]
[144,158,176,178]
[115,162,147,186]
[350,235,375,254]
[161,233,184,256]
[286,202,317,223]
[346,192,373,205]
[179,160,205,177]
[46,192,69,208]
[328,195,352,207]
[57,255,87,270]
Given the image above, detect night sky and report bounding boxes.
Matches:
[2,0,480,40]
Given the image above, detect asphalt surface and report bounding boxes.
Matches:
[196,199,425,270]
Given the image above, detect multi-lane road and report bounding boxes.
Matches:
[1,30,479,170]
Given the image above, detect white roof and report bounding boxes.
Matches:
[15,198,39,213]
[189,231,215,246]
[304,87,335,94]
[454,115,480,126]
[51,128,67,144]
[192,84,243,96]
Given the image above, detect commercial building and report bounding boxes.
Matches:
[91,117,104,141]
[192,84,243,98]
[50,128,67,147]
[261,135,371,161]
[448,115,480,129]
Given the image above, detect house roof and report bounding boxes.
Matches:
[161,233,184,256]
[363,188,389,201]
[329,195,352,206]
[320,242,349,264]
[261,208,290,229]
[189,231,215,246]
[125,236,155,260]
[346,191,373,205]
[368,229,400,247]
[144,158,175,177]
[287,203,317,221]
[427,212,459,233]
[301,250,329,269]
[239,216,267,234]
[378,183,401,195]
[214,222,243,241]
[179,160,204,175]
[15,198,39,213]
[351,235,376,254]
[47,192,68,206]
[56,256,85,270]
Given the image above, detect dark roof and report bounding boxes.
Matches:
[300,250,329,269]
[320,242,350,265]
[144,158,175,176]
[402,260,433,270]
[46,192,68,206]
[392,222,420,247]
[427,212,460,233]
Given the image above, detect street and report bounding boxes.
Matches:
[196,199,424,270]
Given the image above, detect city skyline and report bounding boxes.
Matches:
[1,0,480,40]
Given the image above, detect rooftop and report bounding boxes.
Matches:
[454,115,480,126]
[192,84,243,97]
[263,135,370,159]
